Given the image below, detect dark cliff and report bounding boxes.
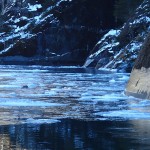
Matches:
[0,0,118,65]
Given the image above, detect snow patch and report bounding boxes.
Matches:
[27,3,42,12]
[97,29,120,44]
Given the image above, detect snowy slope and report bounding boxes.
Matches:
[0,0,118,65]
[0,0,68,56]
[84,0,150,72]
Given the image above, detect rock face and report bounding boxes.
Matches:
[0,0,117,65]
[84,0,150,72]
[126,32,150,99]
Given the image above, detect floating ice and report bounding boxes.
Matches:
[109,79,116,83]
[95,110,150,120]
[0,99,66,107]
[0,65,148,123]
[24,118,61,124]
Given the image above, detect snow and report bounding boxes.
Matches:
[89,42,119,59]
[104,29,120,37]
[34,15,42,24]
[88,29,120,59]
[129,42,142,53]
[0,44,14,55]
[132,16,150,25]
[0,33,5,36]
[35,14,53,25]
[56,0,71,6]
[0,31,33,43]
[0,30,35,54]
[27,3,42,12]
[13,16,28,23]
[98,68,117,72]
[98,29,120,44]
[14,23,30,33]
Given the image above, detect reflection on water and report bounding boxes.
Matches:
[1,119,150,150]
[0,65,149,149]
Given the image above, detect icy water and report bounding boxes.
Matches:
[0,65,150,150]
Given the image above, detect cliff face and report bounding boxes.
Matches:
[84,0,150,72]
[134,32,150,69]
[126,32,150,99]
[0,0,117,65]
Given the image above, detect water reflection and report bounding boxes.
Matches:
[0,119,150,150]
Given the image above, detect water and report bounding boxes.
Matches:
[0,65,150,149]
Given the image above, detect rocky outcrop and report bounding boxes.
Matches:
[125,32,150,99]
[0,0,117,65]
[84,0,150,72]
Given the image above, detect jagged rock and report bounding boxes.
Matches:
[22,85,29,89]
[84,0,150,72]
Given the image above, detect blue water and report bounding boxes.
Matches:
[0,65,149,150]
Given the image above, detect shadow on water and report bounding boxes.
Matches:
[0,119,150,150]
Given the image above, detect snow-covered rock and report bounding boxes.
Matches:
[0,0,62,55]
[84,0,150,72]
[0,0,118,65]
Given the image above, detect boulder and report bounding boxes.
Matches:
[126,32,150,99]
